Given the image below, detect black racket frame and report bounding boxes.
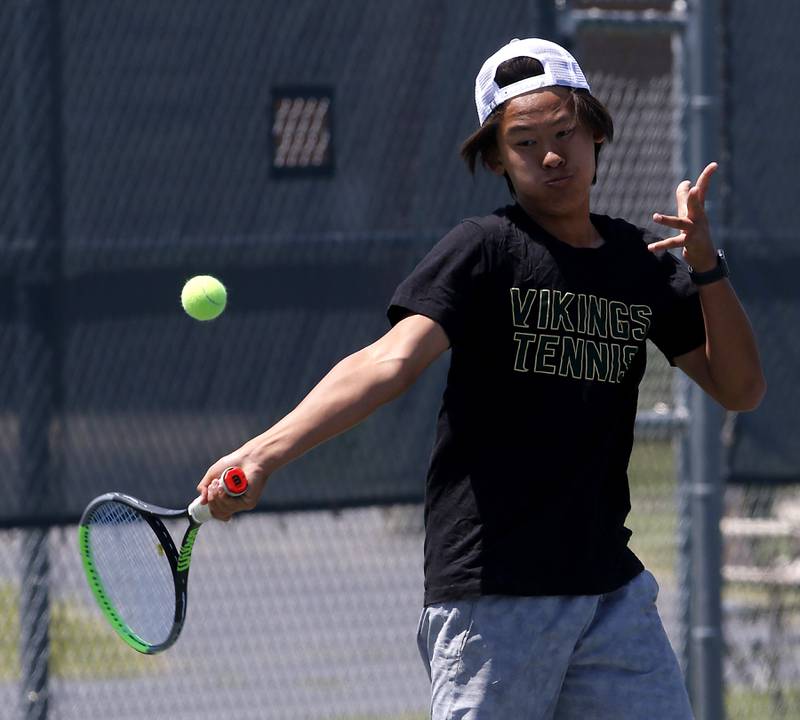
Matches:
[79,492,199,654]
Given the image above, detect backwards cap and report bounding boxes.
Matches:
[475,38,590,125]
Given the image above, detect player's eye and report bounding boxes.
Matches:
[557,126,576,139]
[516,139,537,147]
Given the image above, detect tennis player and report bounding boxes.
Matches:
[198,38,764,719]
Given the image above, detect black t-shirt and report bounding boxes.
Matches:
[388,204,706,604]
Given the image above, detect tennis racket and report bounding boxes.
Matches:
[77,466,248,654]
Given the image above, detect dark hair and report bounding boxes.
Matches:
[460,56,614,194]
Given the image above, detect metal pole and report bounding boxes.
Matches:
[13,1,64,718]
[538,0,560,44]
[670,0,694,695]
[685,0,725,718]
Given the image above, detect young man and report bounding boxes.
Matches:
[198,39,764,718]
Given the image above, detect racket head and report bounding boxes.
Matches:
[78,493,189,654]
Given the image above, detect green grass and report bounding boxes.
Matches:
[726,688,800,719]
[627,439,678,577]
[0,584,162,680]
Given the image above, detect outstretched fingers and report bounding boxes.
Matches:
[652,212,693,232]
[649,162,717,254]
[694,162,718,203]
[675,180,691,217]
[647,234,686,252]
[687,185,708,218]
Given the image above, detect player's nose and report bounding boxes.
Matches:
[542,151,565,168]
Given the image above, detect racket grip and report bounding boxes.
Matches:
[188,467,249,524]
[188,495,213,524]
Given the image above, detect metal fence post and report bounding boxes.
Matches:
[13,1,64,718]
[538,0,560,43]
[685,0,725,718]
[670,0,694,694]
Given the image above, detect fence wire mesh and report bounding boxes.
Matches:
[719,0,800,717]
[0,1,795,719]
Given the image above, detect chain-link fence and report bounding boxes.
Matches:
[576,2,800,718]
[1,2,796,719]
[719,0,800,717]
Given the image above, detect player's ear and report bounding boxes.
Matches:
[484,146,505,176]
[593,133,606,145]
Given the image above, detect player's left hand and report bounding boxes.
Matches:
[647,161,719,272]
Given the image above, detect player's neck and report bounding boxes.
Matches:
[518,200,603,249]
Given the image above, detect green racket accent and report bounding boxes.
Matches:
[176,527,199,573]
[78,525,153,654]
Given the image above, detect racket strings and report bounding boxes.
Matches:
[87,501,177,646]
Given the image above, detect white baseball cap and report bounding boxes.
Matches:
[475,38,591,125]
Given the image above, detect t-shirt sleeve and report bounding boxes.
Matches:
[387,220,490,347]
[647,249,706,365]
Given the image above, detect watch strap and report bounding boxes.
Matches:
[690,249,729,286]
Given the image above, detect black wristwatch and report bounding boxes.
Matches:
[689,249,729,286]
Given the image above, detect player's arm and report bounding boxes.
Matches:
[198,313,449,519]
[649,162,766,411]
[671,285,764,411]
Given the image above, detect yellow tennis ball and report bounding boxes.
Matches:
[180,275,227,321]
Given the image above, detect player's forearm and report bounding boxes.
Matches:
[699,279,765,410]
[243,346,414,475]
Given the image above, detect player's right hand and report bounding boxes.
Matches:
[197,450,269,521]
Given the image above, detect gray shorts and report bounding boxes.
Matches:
[416,570,694,720]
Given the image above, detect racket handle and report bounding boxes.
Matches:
[188,495,213,524]
[188,466,249,524]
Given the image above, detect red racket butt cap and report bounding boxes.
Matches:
[221,467,248,497]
